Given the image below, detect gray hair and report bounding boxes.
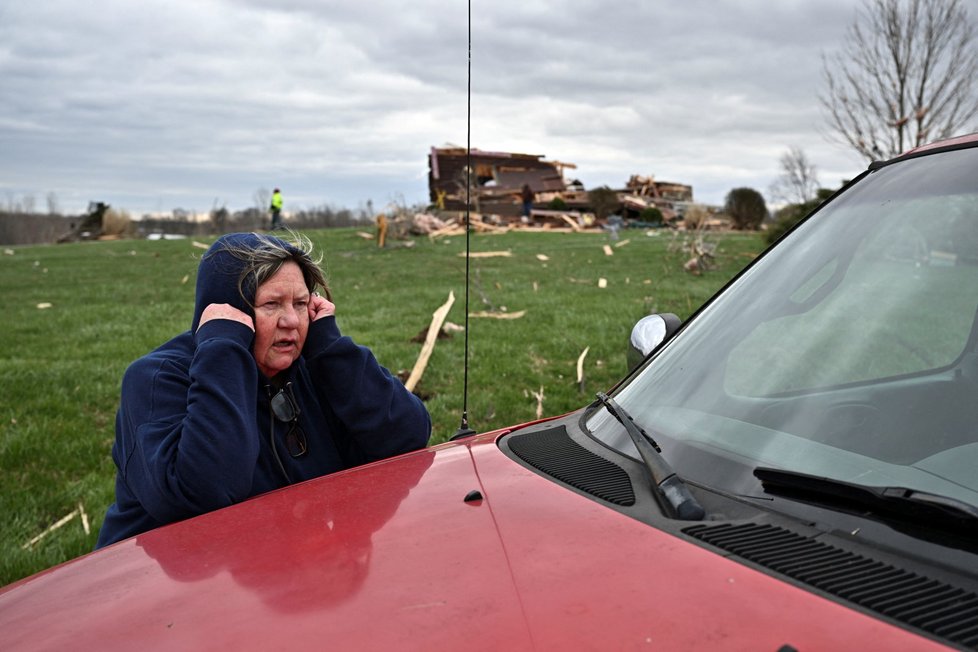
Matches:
[219,230,331,304]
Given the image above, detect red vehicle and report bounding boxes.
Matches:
[4,135,978,650]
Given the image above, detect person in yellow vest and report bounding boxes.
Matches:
[270,188,284,230]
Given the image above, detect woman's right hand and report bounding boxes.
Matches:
[309,292,336,321]
[198,303,254,331]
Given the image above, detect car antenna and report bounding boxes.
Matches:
[452,0,477,440]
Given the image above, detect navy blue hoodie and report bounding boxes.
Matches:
[96,233,431,547]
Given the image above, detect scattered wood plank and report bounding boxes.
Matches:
[428,225,465,240]
[603,244,614,256]
[598,278,608,289]
[78,501,90,535]
[355,231,375,240]
[614,239,631,248]
[459,251,513,258]
[22,504,88,549]
[576,347,590,392]
[470,220,510,233]
[469,310,526,319]
[557,214,582,231]
[405,291,455,393]
[517,226,592,234]
[530,386,546,419]
[376,214,388,248]
[191,240,210,250]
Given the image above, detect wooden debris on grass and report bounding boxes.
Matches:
[683,240,717,275]
[376,214,388,248]
[458,251,513,258]
[405,291,455,393]
[603,244,614,256]
[79,501,90,535]
[191,241,210,250]
[598,278,608,289]
[672,224,718,275]
[22,502,90,550]
[530,386,546,419]
[614,239,631,248]
[355,231,375,240]
[536,254,549,261]
[469,310,526,319]
[576,347,590,392]
[36,302,53,309]
[471,220,511,234]
[557,214,582,231]
[429,218,510,240]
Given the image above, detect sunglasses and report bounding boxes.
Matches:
[270,382,308,458]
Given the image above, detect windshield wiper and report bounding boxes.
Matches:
[595,392,705,520]
[754,467,978,531]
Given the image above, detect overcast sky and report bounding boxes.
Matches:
[2,1,883,217]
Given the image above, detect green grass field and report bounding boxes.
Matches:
[0,226,765,585]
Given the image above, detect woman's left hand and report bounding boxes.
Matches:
[309,292,336,321]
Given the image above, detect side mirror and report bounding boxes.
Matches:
[627,313,681,372]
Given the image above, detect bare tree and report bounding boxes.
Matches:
[769,147,820,205]
[210,199,229,233]
[46,191,60,216]
[253,187,271,221]
[821,0,978,161]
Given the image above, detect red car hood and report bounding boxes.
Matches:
[0,428,946,650]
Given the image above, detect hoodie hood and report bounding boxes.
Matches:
[191,232,301,332]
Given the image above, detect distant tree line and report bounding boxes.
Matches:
[0,213,75,246]
[0,203,371,246]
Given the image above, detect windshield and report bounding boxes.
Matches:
[587,145,978,510]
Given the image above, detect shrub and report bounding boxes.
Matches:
[765,188,836,245]
[588,186,619,220]
[724,187,767,230]
[683,204,709,230]
[548,197,569,211]
[639,206,663,225]
[102,208,133,237]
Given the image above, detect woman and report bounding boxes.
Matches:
[96,231,431,547]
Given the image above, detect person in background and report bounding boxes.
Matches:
[96,231,431,547]
[520,183,534,224]
[269,188,283,229]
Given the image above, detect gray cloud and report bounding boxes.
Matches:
[1,1,886,216]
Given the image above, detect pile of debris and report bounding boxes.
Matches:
[56,202,110,243]
[427,145,694,229]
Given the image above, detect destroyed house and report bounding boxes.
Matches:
[428,147,572,218]
[427,146,694,225]
[623,175,693,203]
[618,174,695,222]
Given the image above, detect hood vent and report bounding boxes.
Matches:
[683,522,978,650]
[506,426,635,506]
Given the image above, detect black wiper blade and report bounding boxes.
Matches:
[754,467,978,528]
[596,392,705,520]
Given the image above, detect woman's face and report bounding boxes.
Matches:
[252,261,310,379]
